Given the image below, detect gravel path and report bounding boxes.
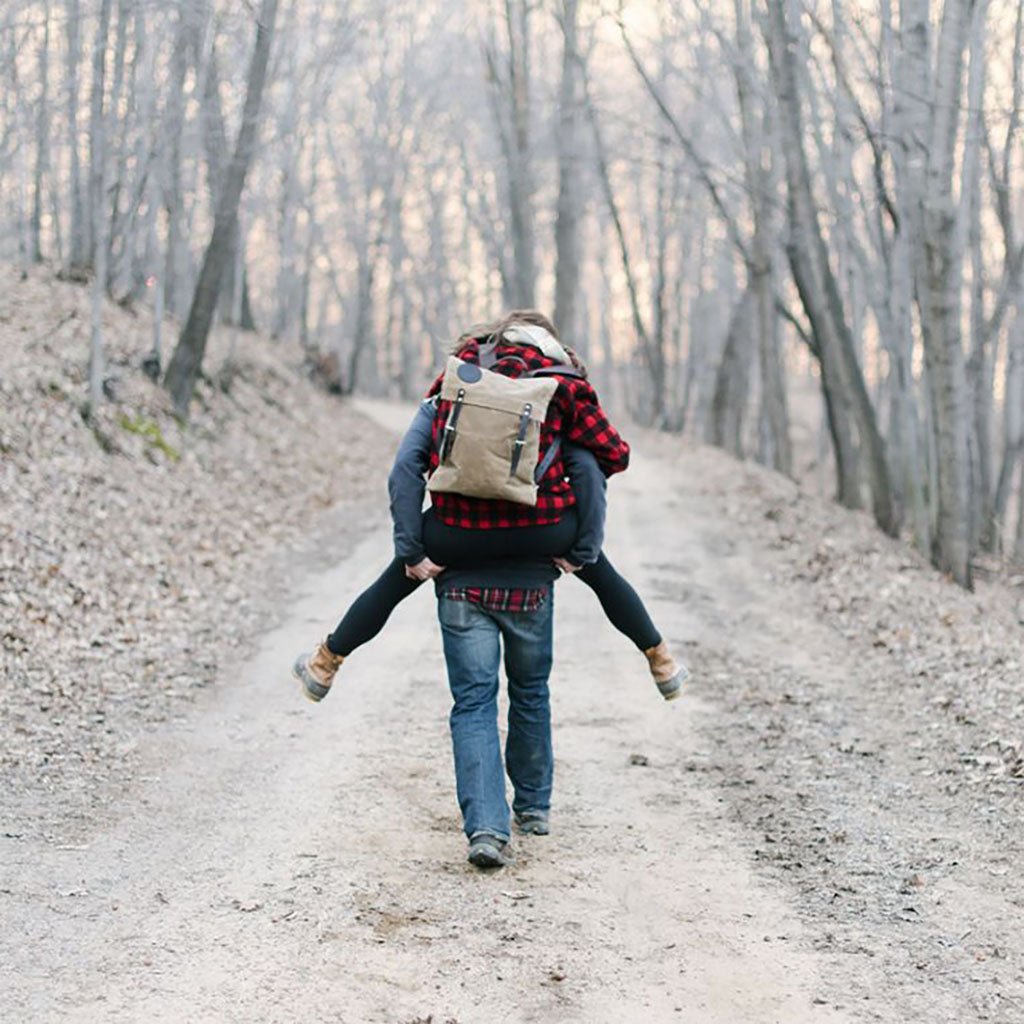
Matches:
[637,436,1024,1024]
[4,404,850,1024]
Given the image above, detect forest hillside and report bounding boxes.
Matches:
[6,0,1024,1017]
[0,264,392,830]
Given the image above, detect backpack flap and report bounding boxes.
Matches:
[428,356,559,506]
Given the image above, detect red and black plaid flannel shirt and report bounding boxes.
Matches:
[443,587,548,613]
[426,339,630,530]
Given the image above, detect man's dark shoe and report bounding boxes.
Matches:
[467,833,512,868]
[514,810,550,836]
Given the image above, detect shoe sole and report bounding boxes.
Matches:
[658,665,691,701]
[468,848,506,868]
[514,818,550,836]
[467,839,511,868]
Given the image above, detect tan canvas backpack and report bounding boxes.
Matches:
[427,337,581,506]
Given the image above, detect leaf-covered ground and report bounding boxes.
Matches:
[0,266,391,835]
[636,433,1024,1022]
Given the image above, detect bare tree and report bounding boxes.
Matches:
[912,0,980,587]
[164,0,280,415]
[553,0,584,340]
[483,0,536,307]
[86,0,113,417]
[30,0,50,263]
[584,67,665,424]
[764,0,896,534]
[64,0,87,277]
[734,0,791,474]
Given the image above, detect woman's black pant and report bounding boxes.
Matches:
[326,510,662,656]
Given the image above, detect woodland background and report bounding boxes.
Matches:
[5,6,1024,1017]
[2,0,1024,589]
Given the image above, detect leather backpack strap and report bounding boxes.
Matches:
[534,436,562,483]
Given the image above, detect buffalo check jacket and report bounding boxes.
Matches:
[425,339,631,530]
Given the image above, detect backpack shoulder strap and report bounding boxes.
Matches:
[534,435,562,483]
[476,339,500,369]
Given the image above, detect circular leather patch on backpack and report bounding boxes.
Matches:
[457,362,483,384]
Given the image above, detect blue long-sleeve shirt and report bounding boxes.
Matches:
[387,400,435,566]
[562,443,606,566]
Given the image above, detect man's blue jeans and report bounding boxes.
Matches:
[437,591,554,841]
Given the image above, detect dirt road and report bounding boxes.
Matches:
[5,402,1022,1023]
[3,402,853,1024]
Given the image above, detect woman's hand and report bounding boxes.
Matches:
[553,556,582,575]
[405,557,446,581]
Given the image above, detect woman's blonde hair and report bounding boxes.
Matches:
[456,309,560,348]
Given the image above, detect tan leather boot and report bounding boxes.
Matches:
[292,640,344,703]
[644,641,690,701]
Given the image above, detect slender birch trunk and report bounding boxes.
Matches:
[994,305,1024,539]
[1015,457,1024,565]
[162,6,192,318]
[483,0,536,307]
[884,0,932,552]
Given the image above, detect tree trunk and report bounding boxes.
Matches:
[484,0,536,307]
[110,0,156,301]
[764,0,896,533]
[103,0,132,294]
[734,0,791,475]
[31,0,51,263]
[553,0,583,339]
[164,0,279,415]
[914,0,979,587]
[86,0,114,272]
[162,5,193,318]
[994,305,1024,541]
[345,247,377,395]
[710,285,754,457]
[961,5,994,550]
[1014,456,1024,566]
[65,0,88,277]
[197,40,251,330]
[87,0,114,415]
[888,0,933,554]
[506,0,535,307]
